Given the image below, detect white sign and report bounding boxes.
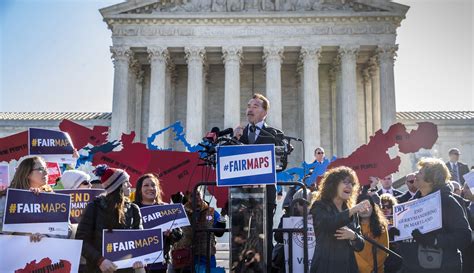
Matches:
[283,216,315,273]
[463,171,474,193]
[0,234,82,273]
[393,190,442,241]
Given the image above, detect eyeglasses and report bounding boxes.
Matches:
[342,178,355,186]
[32,167,47,173]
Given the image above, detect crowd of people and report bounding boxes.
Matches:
[0,92,473,273]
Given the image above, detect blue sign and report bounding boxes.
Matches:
[3,188,71,236]
[216,144,276,187]
[103,228,164,269]
[141,204,190,230]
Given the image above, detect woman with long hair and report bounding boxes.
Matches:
[134,173,182,273]
[355,192,389,273]
[76,165,144,273]
[310,166,371,273]
[0,156,54,241]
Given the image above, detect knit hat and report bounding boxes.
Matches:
[61,170,91,189]
[93,165,130,195]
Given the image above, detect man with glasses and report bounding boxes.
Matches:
[446,148,469,185]
[313,147,325,164]
[397,173,418,203]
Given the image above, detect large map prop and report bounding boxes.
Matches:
[1,120,438,207]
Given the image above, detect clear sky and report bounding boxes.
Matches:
[0,0,473,112]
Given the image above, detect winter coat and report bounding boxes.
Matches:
[75,196,142,273]
[399,186,471,273]
[310,200,364,273]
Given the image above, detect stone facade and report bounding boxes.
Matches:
[99,0,409,162]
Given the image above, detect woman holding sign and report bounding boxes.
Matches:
[395,158,471,273]
[0,156,56,241]
[309,166,371,273]
[76,165,144,273]
[134,173,183,273]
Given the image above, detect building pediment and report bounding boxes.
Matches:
[100,0,408,17]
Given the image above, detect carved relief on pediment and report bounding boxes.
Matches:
[119,0,389,14]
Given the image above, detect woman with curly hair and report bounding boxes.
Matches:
[310,166,371,273]
[355,192,389,273]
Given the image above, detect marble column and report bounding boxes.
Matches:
[263,46,284,129]
[110,46,132,141]
[328,66,337,157]
[337,45,359,157]
[362,67,373,141]
[368,56,381,133]
[147,46,169,148]
[222,46,242,129]
[185,46,206,146]
[133,64,145,142]
[378,44,398,132]
[300,46,321,162]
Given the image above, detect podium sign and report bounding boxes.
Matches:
[216,144,276,187]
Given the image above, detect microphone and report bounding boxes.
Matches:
[203,127,220,142]
[282,136,303,142]
[218,128,233,137]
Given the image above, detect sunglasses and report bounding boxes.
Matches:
[81,181,91,186]
[407,180,414,184]
[381,204,393,209]
[32,167,47,173]
[316,152,324,155]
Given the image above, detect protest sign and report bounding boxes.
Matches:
[141,204,190,230]
[463,171,474,193]
[55,189,105,224]
[103,228,164,269]
[0,235,82,273]
[3,189,71,236]
[283,216,315,273]
[29,128,76,164]
[216,144,276,186]
[393,190,442,241]
[46,162,62,185]
[0,163,9,187]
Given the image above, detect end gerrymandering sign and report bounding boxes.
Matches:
[393,190,442,241]
[103,229,164,269]
[216,144,276,187]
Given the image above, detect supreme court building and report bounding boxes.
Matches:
[100,0,409,162]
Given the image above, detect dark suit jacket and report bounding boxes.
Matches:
[397,191,415,204]
[239,123,284,145]
[377,188,403,197]
[446,161,470,185]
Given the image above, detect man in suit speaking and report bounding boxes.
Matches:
[232,93,283,272]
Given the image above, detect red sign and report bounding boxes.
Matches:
[46,162,62,185]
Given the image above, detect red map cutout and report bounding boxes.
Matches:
[15,258,71,273]
[0,131,28,163]
[328,122,438,185]
[59,119,109,148]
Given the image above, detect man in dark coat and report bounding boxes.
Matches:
[445,148,470,185]
[397,173,418,204]
[233,93,284,273]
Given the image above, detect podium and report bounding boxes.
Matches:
[216,144,277,272]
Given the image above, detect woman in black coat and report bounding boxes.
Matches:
[76,165,143,273]
[310,166,371,273]
[396,158,471,273]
